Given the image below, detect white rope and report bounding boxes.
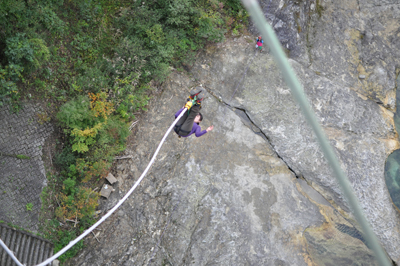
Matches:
[0,109,186,266]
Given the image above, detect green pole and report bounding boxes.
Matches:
[241,0,391,265]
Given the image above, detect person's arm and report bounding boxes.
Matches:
[194,124,213,137]
[193,124,207,137]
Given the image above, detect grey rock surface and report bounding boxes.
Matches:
[192,36,400,262]
[68,50,379,266]
[68,85,355,265]
[249,0,400,109]
[306,0,400,109]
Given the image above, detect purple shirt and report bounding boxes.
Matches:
[175,108,207,137]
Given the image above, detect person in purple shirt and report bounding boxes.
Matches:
[174,87,214,138]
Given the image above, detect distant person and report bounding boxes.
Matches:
[256,36,264,53]
[174,87,214,138]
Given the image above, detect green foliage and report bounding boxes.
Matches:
[70,122,103,153]
[5,34,50,72]
[102,115,130,147]
[55,186,99,222]
[54,230,84,263]
[116,103,129,119]
[73,67,108,94]
[57,95,96,129]
[104,37,147,84]
[27,38,51,69]
[0,64,22,107]
[57,92,129,186]
[113,0,246,82]
[70,34,97,63]
[1,31,49,108]
[38,5,66,35]
[195,10,225,41]
[80,159,109,183]
[26,202,33,211]
[63,178,76,195]
[0,0,247,107]
[16,154,30,159]
[55,146,76,171]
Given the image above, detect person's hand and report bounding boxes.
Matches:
[206,125,214,132]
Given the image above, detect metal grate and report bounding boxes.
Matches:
[0,223,53,266]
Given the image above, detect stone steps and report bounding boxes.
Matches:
[0,223,53,266]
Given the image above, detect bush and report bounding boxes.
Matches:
[62,178,76,195]
[38,6,66,35]
[55,146,77,171]
[73,67,109,94]
[55,186,99,222]
[54,230,84,263]
[0,65,20,106]
[81,160,109,183]
[70,122,103,153]
[57,95,97,130]
[56,92,129,186]
[103,37,147,84]
[5,34,49,72]
[102,116,130,146]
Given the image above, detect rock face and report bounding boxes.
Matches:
[67,0,400,265]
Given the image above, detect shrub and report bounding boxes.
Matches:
[114,84,150,116]
[81,160,109,183]
[103,37,147,86]
[54,230,84,263]
[28,38,50,69]
[57,95,96,130]
[70,122,103,153]
[116,103,129,120]
[0,65,20,106]
[89,92,114,119]
[73,67,109,94]
[102,116,130,146]
[195,10,225,42]
[38,6,66,35]
[62,178,76,195]
[5,34,50,72]
[55,146,77,171]
[55,186,99,222]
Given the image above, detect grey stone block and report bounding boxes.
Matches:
[100,184,113,199]
[106,173,118,184]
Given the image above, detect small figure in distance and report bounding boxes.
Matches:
[256,35,264,53]
[174,87,214,138]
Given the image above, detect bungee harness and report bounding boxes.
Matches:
[174,91,203,137]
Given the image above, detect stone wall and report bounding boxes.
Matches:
[0,103,53,231]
